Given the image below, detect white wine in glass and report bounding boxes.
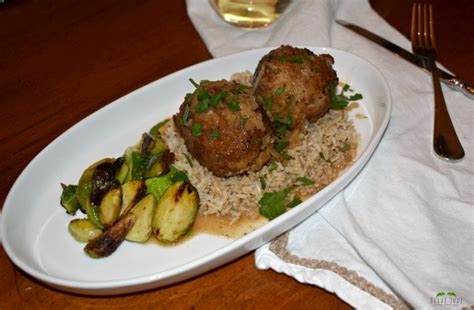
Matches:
[211,0,291,28]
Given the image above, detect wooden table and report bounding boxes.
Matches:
[0,1,472,308]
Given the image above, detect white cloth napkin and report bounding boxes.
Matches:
[186,0,474,308]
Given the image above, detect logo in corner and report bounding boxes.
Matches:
[430,291,463,307]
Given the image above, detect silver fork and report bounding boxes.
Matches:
[411,3,464,161]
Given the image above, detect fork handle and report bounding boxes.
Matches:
[428,58,465,160]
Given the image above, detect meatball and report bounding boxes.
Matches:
[253,45,338,132]
[173,79,273,177]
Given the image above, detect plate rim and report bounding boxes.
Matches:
[1,46,392,293]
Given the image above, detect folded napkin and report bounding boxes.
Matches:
[187,0,473,308]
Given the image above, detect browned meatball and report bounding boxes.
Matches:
[253,45,338,133]
[173,79,273,177]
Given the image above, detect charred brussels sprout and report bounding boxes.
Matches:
[60,184,80,215]
[84,215,135,258]
[68,219,102,243]
[120,180,147,216]
[125,194,156,243]
[152,181,199,243]
[98,185,122,227]
[76,158,114,209]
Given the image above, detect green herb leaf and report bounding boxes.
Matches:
[189,78,200,89]
[269,159,278,171]
[280,152,294,160]
[192,123,202,137]
[210,128,220,139]
[287,197,302,208]
[338,143,351,152]
[169,166,189,182]
[195,97,209,113]
[289,55,306,64]
[259,188,292,220]
[149,119,169,138]
[264,97,273,111]
[275,86,286,96]
[225,94,240,112]
[184,154,193,167]
[295,176,315,186]
[259,176,267,190]
[60,184,80,215]
[278,114,292,127]
[342,84,350,92]
[181,104,190,124]
[275,140,289,152]
[312,66,321,73]
[275,122,287,137]
[210,91,227,108]
[349,93,363,101]
[279,55,306,64]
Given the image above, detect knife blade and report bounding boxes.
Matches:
[335,20,473,99]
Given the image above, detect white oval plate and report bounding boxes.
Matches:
[1,47,391,295]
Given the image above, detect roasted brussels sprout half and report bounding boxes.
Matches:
[125,194,156,243]
[84,215,135,258]
[60,184,81,215]
[152,181,199,243]
[68,219,102,243]
[145,175,173,201]
[120,180,147,216]
[76,158,114,209]
[98,185,122,227]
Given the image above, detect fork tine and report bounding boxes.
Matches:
[428,4,436,49]
[423,4,429,47]
[411,3,417,45]
[417,3,422,47]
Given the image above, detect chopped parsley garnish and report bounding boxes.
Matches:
[225,94,240,112]
[259,176,267,190]
[330,82,363,110]
[287,197,302,208]
[181,104,190,124]
[339,143,351,152]
[275,140,289,152]
[275,122,288,137]
[275,86,286,96]
[258,188,292,220]
[169,166,189,182]
[264,97,273,111]
[295,176,315,186]
[191,123,202,137]
[269,159,278,171]
[312,66,321,73]
[195,97,209,113]
[184,154,194,167]
[279,55,307,64]
[280,152,293,160]
[210,91,227,108]
[349,93,363,101]
[210,128,220,139]
[278,114,292,127]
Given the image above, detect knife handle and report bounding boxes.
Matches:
[443,77,474,100]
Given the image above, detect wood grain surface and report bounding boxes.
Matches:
[0,0,472,309]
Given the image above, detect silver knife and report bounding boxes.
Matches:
[335,20,474,99]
